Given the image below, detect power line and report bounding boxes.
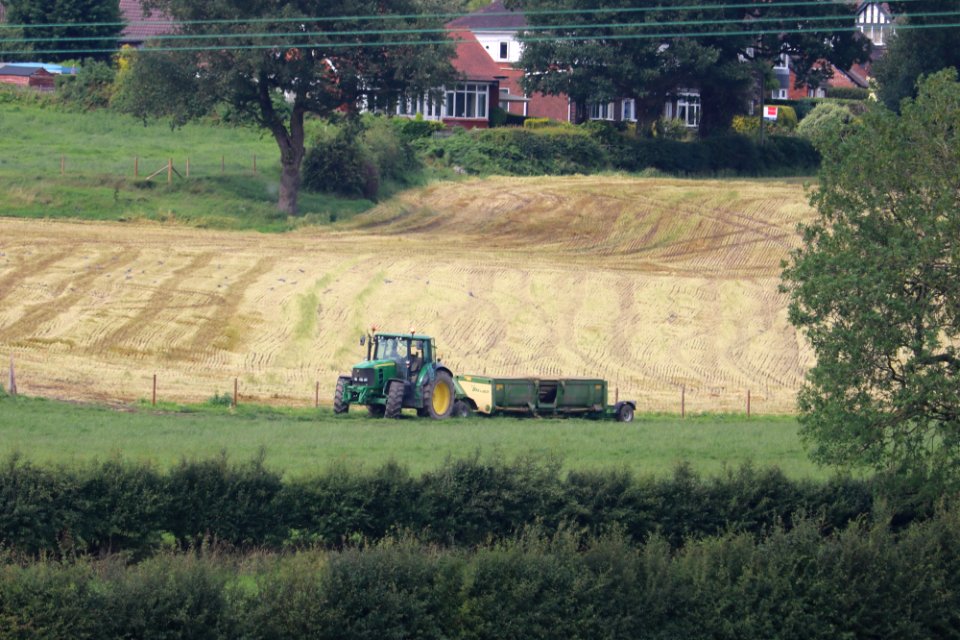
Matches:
[6,9,947,46]
[0,0,928,32]
[0,20,955,58]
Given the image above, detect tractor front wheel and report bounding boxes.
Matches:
[423,371,455,419]
[334,376,350,414]
[385,380,404,419]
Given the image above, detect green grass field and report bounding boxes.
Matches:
[0,100,374,230]
[0,395,819,479]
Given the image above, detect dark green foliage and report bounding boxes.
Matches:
[3,0,122,62]
[874,1,960,110]
[0,453,917,559]
[302,128,379,199]
[54,59,116,110]
[283,461,419,547]
[5,510,960,639]
[426,128,606,176]
[415,456,568,546]
[825,86,870,101]
[428,123,819,177]
[165,453,286,549]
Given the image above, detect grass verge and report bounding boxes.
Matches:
[0,395,816,478]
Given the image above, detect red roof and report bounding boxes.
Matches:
[449,29,505,81]
[119,0,175,44]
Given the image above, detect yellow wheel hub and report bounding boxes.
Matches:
[432,381,452,414]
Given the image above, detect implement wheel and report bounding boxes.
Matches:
[333,376,350,414]
[384,380,404,419]
[616,403,635,423]
[452,400,472,418]
[423,371,455,419]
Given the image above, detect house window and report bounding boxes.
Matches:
[774,53,789,70]
[675,93,700,128]
[445,83,488,119]
[622,98,636,122]
[771,88,788,100]
[589,101,615,121]
[394,94,442,120]
[499,42,509,59]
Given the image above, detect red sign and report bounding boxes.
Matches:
[763,105,779,121]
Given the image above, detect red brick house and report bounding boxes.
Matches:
[0,65,55,90]
[446,1,572,122]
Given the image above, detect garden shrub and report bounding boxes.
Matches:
[796,101,860,148]
[56,59,116,110]
[302,126,377,199]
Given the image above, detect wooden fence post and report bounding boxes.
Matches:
[315,381,320,408]
[681,384,686,419]
[60,154,65,175]
[152,373,157,406]
[8,356,16,396]
[233,378,238,408]
[747,389,751,418]
[167,158,173,185]
[134,156,139,178]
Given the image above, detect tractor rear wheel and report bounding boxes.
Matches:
[423,371,455,419]
[334,376,350,414]
[384,380,404,419]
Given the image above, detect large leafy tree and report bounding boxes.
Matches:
[873,0,960,111]
[781,70,960,491]
[3,0,122,62]
[507,0,870,134]
[120,0,456,215]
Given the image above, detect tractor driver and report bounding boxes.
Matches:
[408,340,424,374]
[382,337,399,360]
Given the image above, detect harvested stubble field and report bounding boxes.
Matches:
[0,175,814,413]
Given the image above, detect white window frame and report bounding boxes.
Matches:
[675,92,700,128]
[771,88,788,100]
[444,83,489,119]
[621,98,637,122]
[589,101,615,121]
[773,53,789,70]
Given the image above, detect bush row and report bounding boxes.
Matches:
[426,125,820,177]
[0,454,908,557]
[2,509,959,640]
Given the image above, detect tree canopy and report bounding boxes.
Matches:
[873,0,960,111]
[506,0,870,134]
[119,0,457,215]
[781,70,960,492]
[2,0,122,62]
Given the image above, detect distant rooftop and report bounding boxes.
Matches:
[119,0,175,44]
[447,1,527,31]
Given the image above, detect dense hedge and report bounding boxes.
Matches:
[2,508,959,639]
[0,454,920,558]
[430,125,820,177]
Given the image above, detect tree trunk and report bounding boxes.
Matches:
[278,156,302,216]
[274,110,305,215]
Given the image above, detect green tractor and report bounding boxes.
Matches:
[334,330,457,419]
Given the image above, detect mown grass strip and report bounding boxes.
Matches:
[0,395,815,478]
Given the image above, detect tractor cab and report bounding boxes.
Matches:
[369,334,430,380]
[334,330,456,419]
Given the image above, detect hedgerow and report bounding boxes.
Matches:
[2,509,959,639]
[0,454,918,557]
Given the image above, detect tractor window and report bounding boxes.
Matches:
[375,337,404,360]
